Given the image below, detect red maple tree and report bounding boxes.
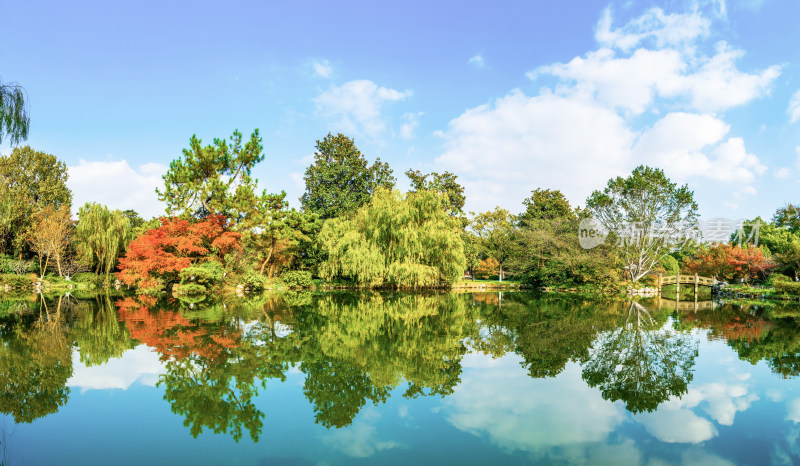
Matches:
[117,215,241,290]
[684,243,775,282]
[116,296,240,361]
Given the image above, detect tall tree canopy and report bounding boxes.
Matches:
[0,146,72,255]
[518,188,576,226]
[471,207,516,280]
[158,129,272,225]
[301,133,395,219]
[405,169,465,216]
[774,204,800,234]
[0,80,30,146]
[318,188,465,287]
[587,165,697,282]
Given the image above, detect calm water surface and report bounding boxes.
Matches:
[1,291,800,465]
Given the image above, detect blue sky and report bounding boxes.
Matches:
[2,0,799,220]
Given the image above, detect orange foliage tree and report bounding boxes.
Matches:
[117,215,241,290]
[474,257,500,279]
[684,243,775,282]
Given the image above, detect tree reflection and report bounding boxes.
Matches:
[0,295,72,423]
[73,292,136,366]
[469,293,619,378]
[117,295,299,442]
[293,293,474,428]
[581,301,698,413]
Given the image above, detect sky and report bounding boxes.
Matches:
[1,0,799,221]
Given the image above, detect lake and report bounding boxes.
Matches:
[1,291,799,465]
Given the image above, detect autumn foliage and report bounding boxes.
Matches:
[474,258,500,279]
[683,243,775,283]
[116,296,240,361]
[117,215,241,290]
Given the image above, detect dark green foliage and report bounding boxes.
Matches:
[281,270,313,287]
[178,261,225,289]
[158,129,270,224]
[240,270,269,291]
[508,190,619,289]
[173,283,207,295]
[301,133,395,219]
[0,81,30,146]
[405,169,466,215]
[519,188,575,225]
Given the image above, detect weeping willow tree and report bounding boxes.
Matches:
[74,203,133,277]
[0,80,30,146]
[318,188,466,287]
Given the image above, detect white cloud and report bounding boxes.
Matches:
[322,408,401,458]
[678,382,758,426]
[683,42,780,113]
[442,354,625,453]
[595,7,710,52]
[787,398,800,423]
[468,53,486,68]
[68,159,167,219]
[68,345,164,391]
[400,112,423,140]
[311,58,333,78]
[788,90,800,123]
[437,90,634,211]
[775,167,792,179]
[314,80,412,138]
[440,5,775,213]
[533,47,686,114]
[634,113,765,184]
[635,408,717,443]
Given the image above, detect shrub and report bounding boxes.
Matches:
[767,273,793,286]
[775,280,800,297]
[178,261,225,287]
[659,255,679,275]
[281,270,313,288]
[0,274,32,289]
[173,283,207,295]
[241,270,269,291]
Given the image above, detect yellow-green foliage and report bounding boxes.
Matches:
[318,188,466,287]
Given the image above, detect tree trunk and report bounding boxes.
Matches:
[259,245,275,275]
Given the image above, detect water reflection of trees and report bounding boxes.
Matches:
[0,295,73,423]
[111,292,475,439]
[581,301,698,413]
[679,302,800,379]
[293,293,473,428]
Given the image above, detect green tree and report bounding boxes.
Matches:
[581,301,698,413]
[74,203,133,277]
[158,129,277,227]
[774,204,800,234]
[471,207,516,281]
[300,133,395,219]
[0,80,29,146]
[318,188,466,287]
[587,165,698,282]
[518,188,575,226]
[0,146,72,255]
[405,169,466,215]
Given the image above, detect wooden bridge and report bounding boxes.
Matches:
[657,273,717,295]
